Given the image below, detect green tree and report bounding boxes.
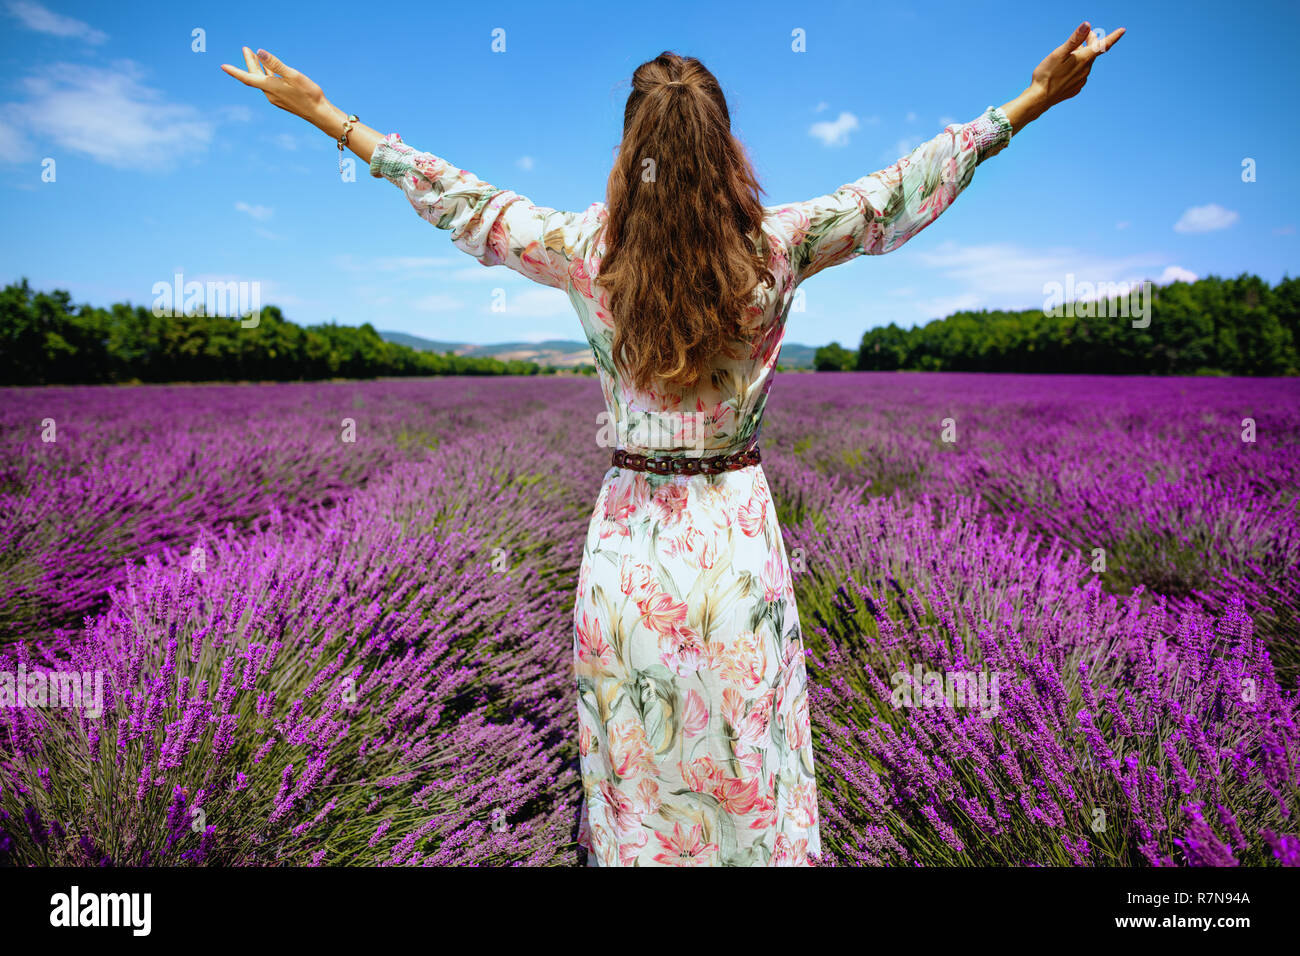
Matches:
[814,341,855,371]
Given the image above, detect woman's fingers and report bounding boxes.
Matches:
[221,45,270,86]
[220,62,267,88]
[241,45,266,77]
[220,44,325,121]
[256,48,298,79]
[1052,22,1092,61]
[1026,21,1126,115]
[1081,26,1127,61]
[1099,27,1126,53]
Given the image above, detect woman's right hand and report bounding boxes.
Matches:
[1030,21,1125,112]
[1000,21,1125,133]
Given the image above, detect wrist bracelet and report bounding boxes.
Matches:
[337,114,359,174]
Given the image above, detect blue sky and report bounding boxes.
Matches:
[1,0,1296,348]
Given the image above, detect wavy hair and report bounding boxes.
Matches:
[598,52,775,394]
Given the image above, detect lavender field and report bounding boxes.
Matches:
[1,372,1298,866]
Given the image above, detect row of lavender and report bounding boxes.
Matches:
[2,372,1298,864]
[761,373,1300,678]
[767,475,1297,864]
[758,372,1299,865]
[1,379,607,864]
[0,377,595,642]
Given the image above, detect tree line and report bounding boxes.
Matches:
[0,279,550,386]
[7,273,1298,385]
[814,273,1300,376]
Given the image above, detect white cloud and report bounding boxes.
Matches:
[809,111,860,147]
[494,287,575,319]
[273,133,298,151]
[6,1,106,43]
[0,115,34,162]
[1158,265,1198,283]
[905,111,918,123]
[235,201,273,221]
[516,155,534,171]
[1173,203,1238,234]
[938,115,956,127]
[4,61,215,169]
[1273,224,1295,236]
[813,101,829,113]
[1115,220,1131,230]
[908,239,1178,315]
[913,292,983,320]
[254,227,283,240]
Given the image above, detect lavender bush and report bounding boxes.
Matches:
[762,373,1300,677]
[774,483,1296,865]
[0,378,591,642]
[1,401,598,864]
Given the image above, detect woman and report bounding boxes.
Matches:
[222,21,1124,866]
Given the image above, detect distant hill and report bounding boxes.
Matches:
[772,342,817,369]
[377,331,466,354]
[378,331,820,369]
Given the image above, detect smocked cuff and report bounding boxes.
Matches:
[368,133,407,179]
[969,106,1013,164]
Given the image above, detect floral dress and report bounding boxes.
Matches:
[368,105,1013,866]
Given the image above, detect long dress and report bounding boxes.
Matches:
[367,105,1013,866]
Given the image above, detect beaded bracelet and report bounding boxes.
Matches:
[337,114,359,174]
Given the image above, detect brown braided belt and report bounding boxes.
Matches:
[611,442,761,475]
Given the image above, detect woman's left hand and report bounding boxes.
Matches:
[221,47,331,127]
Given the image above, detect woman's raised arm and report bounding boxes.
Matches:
[774,106,1014,284]
[221,47,594,292]
[775,21,1125,285]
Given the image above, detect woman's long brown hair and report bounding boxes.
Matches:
[599,52,775,394]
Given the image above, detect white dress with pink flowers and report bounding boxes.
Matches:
[368,104,1013,865]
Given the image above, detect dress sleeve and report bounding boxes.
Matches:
[773,106,1013,284]
[368,133,592,291]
